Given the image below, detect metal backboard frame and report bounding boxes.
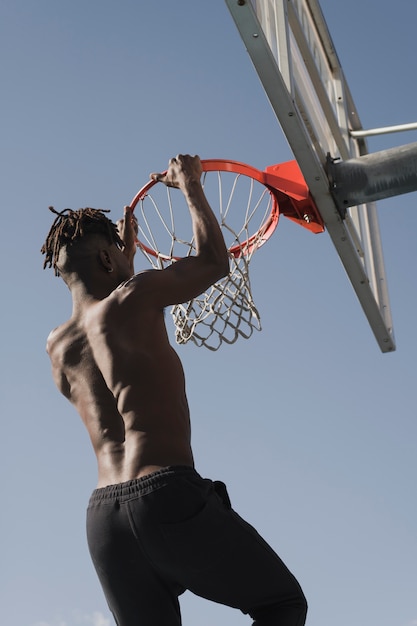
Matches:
[225,0,395,352]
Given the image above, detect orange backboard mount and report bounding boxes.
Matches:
[225,0,395,352]
[264,160,324,234]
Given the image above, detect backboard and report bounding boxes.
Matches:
[225,0,395,352]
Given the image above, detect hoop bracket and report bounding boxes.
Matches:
[264,160,325,234]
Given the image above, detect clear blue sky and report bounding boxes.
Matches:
[1,2,416,626]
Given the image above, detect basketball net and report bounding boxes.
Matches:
[172,247,261,351]
[131,161,280,350]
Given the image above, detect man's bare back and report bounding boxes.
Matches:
[46,294,194,487]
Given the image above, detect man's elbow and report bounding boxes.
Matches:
[199,247,229,281]
[214,254,230,281]
[221,256,230,278]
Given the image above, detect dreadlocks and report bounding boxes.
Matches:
[41,206,125,276]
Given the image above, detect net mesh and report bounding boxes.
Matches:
[133,165,278,350]
[172,251,260,351]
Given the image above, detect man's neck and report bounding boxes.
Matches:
[68,279,114,317]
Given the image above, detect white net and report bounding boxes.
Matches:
[172,250,260,351]
[132,163,278,350]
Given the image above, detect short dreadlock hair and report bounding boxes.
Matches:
[41,206,124,276]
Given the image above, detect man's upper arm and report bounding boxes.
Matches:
[120,256,228,309]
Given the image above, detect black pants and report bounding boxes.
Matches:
[86,466,307,626]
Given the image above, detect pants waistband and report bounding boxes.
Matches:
[88,465,198,504]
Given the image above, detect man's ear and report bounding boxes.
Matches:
[98,249,113,273]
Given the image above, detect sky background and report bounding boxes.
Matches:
[1,1,416,626]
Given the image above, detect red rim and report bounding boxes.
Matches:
[129,159,280,260]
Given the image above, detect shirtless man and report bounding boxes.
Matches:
[42,155,307,626]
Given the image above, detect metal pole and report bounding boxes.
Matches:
[327,141,417,212]
[350,122,417,138]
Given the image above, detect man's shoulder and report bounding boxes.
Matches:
[108,269,163,310]
[115,269,159,294]
[46,319,78,356]
[94,271,167,339]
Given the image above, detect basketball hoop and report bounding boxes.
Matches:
[129,159,280,350]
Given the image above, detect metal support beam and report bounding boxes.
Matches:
[350,122,417,138]
[328,142,417,211]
